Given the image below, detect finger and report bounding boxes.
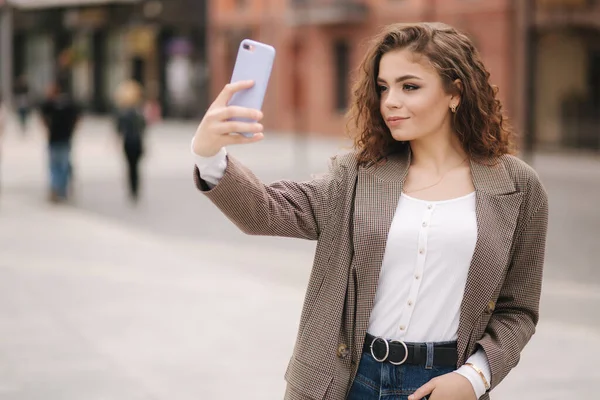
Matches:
[214,106,263,122]
[408,382,435,400]
[223,132,264,146]
[218,121,264,136]
[212,81,255,108]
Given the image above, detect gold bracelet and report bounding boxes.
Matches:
[465,362,491,391]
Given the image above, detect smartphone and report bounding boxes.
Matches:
[227,39,276,137]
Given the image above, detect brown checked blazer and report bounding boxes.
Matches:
[193,147,549,400]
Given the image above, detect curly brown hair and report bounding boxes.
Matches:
[347,22,516,166]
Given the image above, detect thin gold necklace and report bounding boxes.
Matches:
[404,157,468,194]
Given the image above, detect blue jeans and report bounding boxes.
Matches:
[48,142,71,198]
[347,351,455,400]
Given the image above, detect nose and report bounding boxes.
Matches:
[382,88,401,110]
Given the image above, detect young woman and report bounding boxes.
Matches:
[190,22,548,400]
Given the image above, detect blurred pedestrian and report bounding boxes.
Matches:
[190,22,549,400]
[13,75,31,135]
[114,80,147,203]
[39,82,81,203]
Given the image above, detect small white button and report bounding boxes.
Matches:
[427,204,433,209]
[408,300,413,306]
[419,248,425,254]
[415,274,421,280]
[399,325,406,331]
[422,221,428,227]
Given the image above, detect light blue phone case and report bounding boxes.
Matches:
[227,39,276,137]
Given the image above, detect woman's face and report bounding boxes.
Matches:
[378,49,457,142]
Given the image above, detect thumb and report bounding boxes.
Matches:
[408,381,435,400]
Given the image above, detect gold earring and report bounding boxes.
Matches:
[450,103,457,113]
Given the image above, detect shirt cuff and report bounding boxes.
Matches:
[454,348,492,399]
[190,137,227,188]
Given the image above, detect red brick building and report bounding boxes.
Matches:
[208,0,600,150]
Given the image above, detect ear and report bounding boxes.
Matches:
[450,79,463,107]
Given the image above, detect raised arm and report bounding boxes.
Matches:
[194,153,346,240]
[191,81,350,240]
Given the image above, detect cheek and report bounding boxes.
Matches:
[411,93,450,123]
[407,92,438,113]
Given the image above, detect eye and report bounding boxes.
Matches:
[377,85,388,93]
[403,84,419,91]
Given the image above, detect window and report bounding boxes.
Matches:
[333,39,350,112]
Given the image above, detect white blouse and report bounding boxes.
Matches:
[192,144,492,399]
[367,191,477,342]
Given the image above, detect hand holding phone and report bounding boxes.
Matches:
[193,81,264,157]
[192,40,275,157]
[227,39,276,137]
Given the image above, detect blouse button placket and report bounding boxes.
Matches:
[398,202,435,337]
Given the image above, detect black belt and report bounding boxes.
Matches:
[363,333,458,367]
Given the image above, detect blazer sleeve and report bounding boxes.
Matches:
[193,154,348,240]
[476,180,549,391]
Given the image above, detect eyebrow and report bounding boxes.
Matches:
[376,74,423,83]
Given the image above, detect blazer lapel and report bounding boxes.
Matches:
[351,149,410,363]
[456,158,523,363]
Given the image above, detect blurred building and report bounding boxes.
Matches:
[2,0,598,150]
[209,0,600,151]
[533,0,600,150]
[3,0,208,117]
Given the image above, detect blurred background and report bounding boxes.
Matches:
[0,0,598,399]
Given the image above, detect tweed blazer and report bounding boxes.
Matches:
[193,147,549,400]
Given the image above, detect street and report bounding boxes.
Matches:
[0,114,599,399]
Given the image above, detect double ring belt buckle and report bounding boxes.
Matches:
[389,340,409,365]
[369,337,408,365]
[370,337,389,362]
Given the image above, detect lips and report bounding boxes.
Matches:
[386,116,409,122]
[386,116,409,127]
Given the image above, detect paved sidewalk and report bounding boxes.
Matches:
[0,192,306,400]
[1,186,598,400]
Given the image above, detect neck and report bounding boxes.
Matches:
[409,129,467,174]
